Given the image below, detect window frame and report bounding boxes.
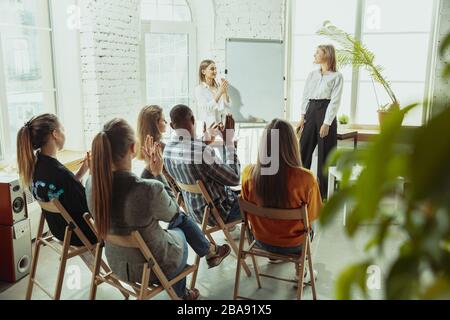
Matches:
[288,0,440,128]
[140,19,197,115]
[0,0,58,164]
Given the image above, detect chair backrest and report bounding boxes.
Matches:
[176,180,215,206]
[238,196,310,230]
[105,234,139,249]
[38,199,95,249]
[84,217,153,268]
[176,181,203,195]
[83,212,152,262]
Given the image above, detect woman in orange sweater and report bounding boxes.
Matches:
[241,119,322,267]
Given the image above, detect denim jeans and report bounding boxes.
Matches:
[255,240,303,255]
[165,213,211,297]
[165,229,189,297]
[169,212,210,257]
[225,197,242,224]
[254,223,316,256]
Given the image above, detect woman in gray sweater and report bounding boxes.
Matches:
[86,118,230,300]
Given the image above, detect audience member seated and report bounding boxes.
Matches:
[86,118,230,300]
[163,105,241,235]
[241,119,322,279]
[136,105,182,199]
[16,113,97,246]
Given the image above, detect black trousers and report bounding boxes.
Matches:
[300,99,337,200]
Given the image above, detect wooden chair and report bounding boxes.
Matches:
[233,197,317,300]
[163,170,188,213]
[26,199,127,300]
[176,180,252,289]
[84,213,197,300]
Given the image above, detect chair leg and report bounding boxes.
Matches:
[223,227,252,277]
[295,241,308,300]
[206,233,216,246]
[54,228,72,300]
[161,269,180,301]
[139,264,151,300]
[189,254,201,289]
[89,244,103,300]
[295,262,305,300]
[234,224,250,299]
[25,214,46,300]
[99,260,130,300]
[307,240,317,300]
[245,229,261,289]
[233,243,244,300]
[250,255,262,289]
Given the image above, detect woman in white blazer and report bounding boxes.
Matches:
[195,60,231,126]
[296,45,344,199]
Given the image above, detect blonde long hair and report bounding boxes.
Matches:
[136,105,163,160]
[318,45,337,72]
[252,119,302,208]
[198,59,218,88]
[91,118,135,238]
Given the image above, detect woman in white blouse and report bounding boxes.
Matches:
[195,60,231,126]
[296,45,344,199]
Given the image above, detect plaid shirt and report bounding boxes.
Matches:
[163,134,240,225]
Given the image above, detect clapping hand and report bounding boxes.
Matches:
[203,121,219,145]
[218,114,235,144]
[219,78,229,95]
[141,135,163,176]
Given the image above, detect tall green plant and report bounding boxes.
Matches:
[319,31,450,300]
[317,21,399,111]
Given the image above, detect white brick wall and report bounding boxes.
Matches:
[79,0,141,147]
[212,0,285,71]
[78,0,285,146]
[77,0,448,131]
[432,0,450,114]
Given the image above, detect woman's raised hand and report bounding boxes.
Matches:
[219,79,229,95]
[142,135,163,176]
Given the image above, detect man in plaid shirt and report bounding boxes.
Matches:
[163,105,241,227]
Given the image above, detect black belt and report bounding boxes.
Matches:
[309,99,331,102]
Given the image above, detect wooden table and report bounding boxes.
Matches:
[337,130,358,150]
[56,150,86,172]
[0,150,86,175]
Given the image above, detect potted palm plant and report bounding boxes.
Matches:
[317,21,400,126]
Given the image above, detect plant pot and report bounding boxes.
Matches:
[378,110,389,127]
[378,102,401,127]
[338,123,349,131]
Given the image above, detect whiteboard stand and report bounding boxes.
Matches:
[225,38,286,124]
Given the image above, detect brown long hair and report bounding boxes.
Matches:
[16,114,59,187]
[91,118,135,238]
[198,59,218,87]
[318,45,337,72]
[252,119,302,208]
[136,105,163,160]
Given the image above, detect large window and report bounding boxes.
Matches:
[0,0,56,161]
[141,0,191,22]
[140,0,195,117]
[291,0,357,123]
[290,0,436,126]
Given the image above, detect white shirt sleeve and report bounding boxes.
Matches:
[223,95,231,108]
[195,85,219,113]
[323,73,344,126]
[300,72,313,116]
